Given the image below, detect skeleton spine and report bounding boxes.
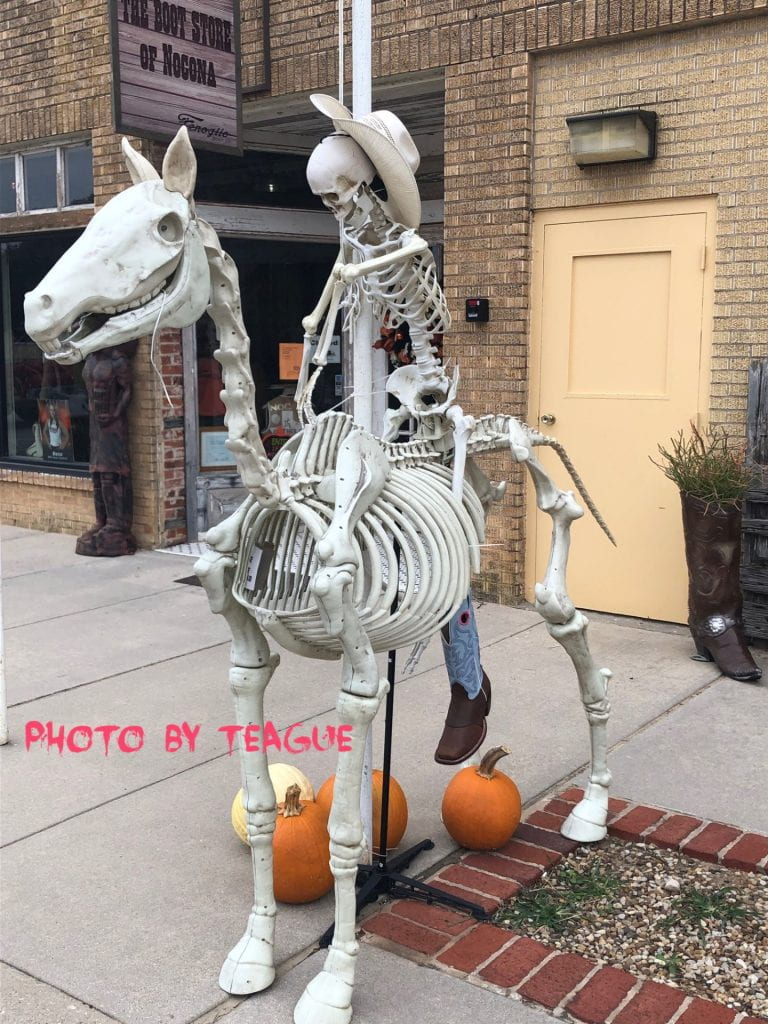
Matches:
[202,226,280,506]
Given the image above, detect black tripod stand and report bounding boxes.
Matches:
[318,633,490,948]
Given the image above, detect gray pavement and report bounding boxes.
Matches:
[1,526,766,1024]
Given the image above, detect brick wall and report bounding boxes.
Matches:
[443,54,533,600]
[157,329,188,544]
[532,19,768,435]
[0,468,93,535]
[3,0,765,595]
[252,0,765,601]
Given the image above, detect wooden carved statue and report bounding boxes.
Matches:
[77,344,137,556]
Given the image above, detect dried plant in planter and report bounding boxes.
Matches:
[652,424,761,682]
[652,424,753,508]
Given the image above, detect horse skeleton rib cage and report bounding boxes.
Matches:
[24,124,615,1024]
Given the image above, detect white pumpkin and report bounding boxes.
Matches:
[231,763,315,845]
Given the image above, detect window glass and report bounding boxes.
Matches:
[196,238,341,465]
[1,232,90,467]
[23,151,57,210]
[0,157,16,214]
[64,145,94,206]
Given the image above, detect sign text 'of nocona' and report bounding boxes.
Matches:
[122,0,232,89]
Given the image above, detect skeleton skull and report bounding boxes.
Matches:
[306,134,375,221]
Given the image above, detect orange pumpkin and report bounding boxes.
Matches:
[315,770,408,854]
[273,785,334,903]
[441,746,521,851]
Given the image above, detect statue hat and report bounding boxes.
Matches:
[310,94,421,229]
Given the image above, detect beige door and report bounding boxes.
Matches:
[528,199,715,622]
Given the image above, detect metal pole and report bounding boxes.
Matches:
[350,0,378,860]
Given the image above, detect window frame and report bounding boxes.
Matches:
[0,141,94,217]
[0,230,92,474]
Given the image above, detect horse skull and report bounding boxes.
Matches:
[24,129,210,363]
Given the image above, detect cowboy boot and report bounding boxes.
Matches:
[434,672,492,765]
[681,492,761,682]
[435,596,493,764]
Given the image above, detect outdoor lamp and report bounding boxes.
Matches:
[565,108,657,166]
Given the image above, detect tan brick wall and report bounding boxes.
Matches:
[3,0,765,594]
[532,20,768,436]
[0,468,92,535]
[254,1,766,603]
[443,54,533,601]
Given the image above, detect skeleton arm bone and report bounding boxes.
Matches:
[336,235,429,283]
[301,248,344,337]
[296,248,344,400]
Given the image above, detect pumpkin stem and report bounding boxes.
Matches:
[476,745,511,780]
[282,783,304,817]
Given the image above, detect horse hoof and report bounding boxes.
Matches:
[561,798,608,843]
[294,970,353,1024]
[219,933,276,995]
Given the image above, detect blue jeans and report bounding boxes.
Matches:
[441,594,483,698]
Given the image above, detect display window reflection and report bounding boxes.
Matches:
[1,232,90,468]
[194,238,342,467]
[23,151,58,211]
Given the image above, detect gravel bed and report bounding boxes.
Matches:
[494,837,768,1018]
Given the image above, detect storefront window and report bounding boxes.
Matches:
[194,150,327,209]
[24,151,58,210]
[1,233,90,468]
[1,142,94,216]
[195,238,341,467]
[64,145,94,207]
[0,157,15,215]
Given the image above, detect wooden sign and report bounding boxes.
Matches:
[110,0,242,154]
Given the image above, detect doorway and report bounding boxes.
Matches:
[528,199,716,622]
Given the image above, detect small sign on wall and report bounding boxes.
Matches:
[200,427,238,471]
[109,0,242,153]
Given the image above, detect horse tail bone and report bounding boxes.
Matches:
[534,434,616,546]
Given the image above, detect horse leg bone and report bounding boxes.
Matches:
[313,428,389,636]
[294,643,387,1024]
[446,404,475,499]
[195,548,280,993]
[523,451,613,842]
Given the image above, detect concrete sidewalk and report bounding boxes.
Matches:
[1,526,766,1024]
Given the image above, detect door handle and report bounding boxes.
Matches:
[540,413,556,426]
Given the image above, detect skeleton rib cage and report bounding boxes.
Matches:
[232,412,485,656]
[344,220,451,336]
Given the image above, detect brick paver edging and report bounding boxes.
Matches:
[361,789,768,1024]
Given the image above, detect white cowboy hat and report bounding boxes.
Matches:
[310,93,421,228]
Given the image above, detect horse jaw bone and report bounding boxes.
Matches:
[24,180,210,363]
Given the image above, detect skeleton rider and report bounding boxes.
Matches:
[299,94,491,765]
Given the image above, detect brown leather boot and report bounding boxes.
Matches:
[434,672,492,764]
[681,492,761,682]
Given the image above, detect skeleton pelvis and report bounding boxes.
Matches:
[231,461,484,657]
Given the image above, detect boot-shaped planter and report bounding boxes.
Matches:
[681,492,761,682]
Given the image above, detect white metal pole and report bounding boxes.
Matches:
[350,0,378,858]
[0,534,8,745]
